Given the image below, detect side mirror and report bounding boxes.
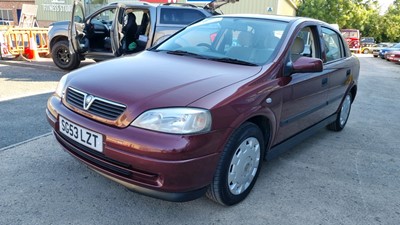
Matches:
[284,57,323,76]
[292,57,323,73]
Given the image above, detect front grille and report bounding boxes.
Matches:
[55,131,159,186]
[66,87,126,120]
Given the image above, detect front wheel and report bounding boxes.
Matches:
[363,49,369,54]
[207,122,264,206]
[51,40,80,70]
[327,92,352,131]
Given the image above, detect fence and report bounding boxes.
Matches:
[0,27,49,61]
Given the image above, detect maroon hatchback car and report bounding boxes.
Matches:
[47,15,360,205]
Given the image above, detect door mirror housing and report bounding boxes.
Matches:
[284,57,323,77]
[292,57,323,74]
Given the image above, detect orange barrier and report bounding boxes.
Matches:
[0,26,13,58]
[1,27,49,61]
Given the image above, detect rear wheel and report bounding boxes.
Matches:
[207,122,264,206]
[51,40,80,70]
[327,92,352,131]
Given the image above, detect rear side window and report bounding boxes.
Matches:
[160,8,205,25]
[322,27,345,62]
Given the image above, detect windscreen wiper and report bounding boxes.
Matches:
[166,50,202,57]
[208,57,258,66]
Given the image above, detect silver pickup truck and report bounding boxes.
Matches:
[49,0,236,70]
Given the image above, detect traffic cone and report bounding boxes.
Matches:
[27,34,43,61]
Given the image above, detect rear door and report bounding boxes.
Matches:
[69,0,86,54]
[321,27,356,114]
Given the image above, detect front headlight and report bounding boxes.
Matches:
[131,108,212,134]
[55,74,68,98]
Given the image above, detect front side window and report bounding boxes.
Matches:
[156,17,288,65]
[90,8,116,28]
[290,26,318,62]
[322,27,344,62]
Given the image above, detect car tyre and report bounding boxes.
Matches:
[327,92,352,131]
[206,122,264,206]
[363,49,369,54]
[51,40,80,70]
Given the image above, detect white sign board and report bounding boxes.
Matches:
[19,4,39,27]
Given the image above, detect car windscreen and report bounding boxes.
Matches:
[155,17,288,66]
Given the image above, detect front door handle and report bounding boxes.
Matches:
[346,69,351,76]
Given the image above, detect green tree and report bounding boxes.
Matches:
[296,0,395,42]
[380,0,400,42]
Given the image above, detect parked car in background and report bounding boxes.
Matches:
[378,43,400,59]
[0,20,14,26]
[49,0,237,70]
[386,50,400,63]
[47,14,359,206]
[360,36,375,54]
[372,42,396,57]
[361,36,375,45]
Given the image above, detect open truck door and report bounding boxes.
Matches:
[69,0,87,55]
[110,4,125,57]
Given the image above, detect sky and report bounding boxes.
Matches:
[378,0,394,14]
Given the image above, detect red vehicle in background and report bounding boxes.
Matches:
[386,50,400,63]
[341,29,360,53]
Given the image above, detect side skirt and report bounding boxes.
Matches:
[265,114,337,161]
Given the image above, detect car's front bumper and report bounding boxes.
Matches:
[46,95,227,202]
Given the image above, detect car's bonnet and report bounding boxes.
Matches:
[66,51,262,115]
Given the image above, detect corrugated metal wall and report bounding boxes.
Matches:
[35,0,296,25]
[212,0,279,15]
[36,0,74,22]
[177,0,296,16]
[36,0,107,23]
[277,0,297,16]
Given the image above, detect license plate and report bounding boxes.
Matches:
[59,116,103,153]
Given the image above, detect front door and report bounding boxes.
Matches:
[274,26,331,144]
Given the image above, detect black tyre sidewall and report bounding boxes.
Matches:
[213,122,264,205]
[51,40,80,70]
[328,92,352,131]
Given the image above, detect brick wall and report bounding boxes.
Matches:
[0,1,37,26]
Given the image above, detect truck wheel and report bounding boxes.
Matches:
[206,122,264,206]
[51,40,80,70]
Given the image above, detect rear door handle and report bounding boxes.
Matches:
[322,78,328,87]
